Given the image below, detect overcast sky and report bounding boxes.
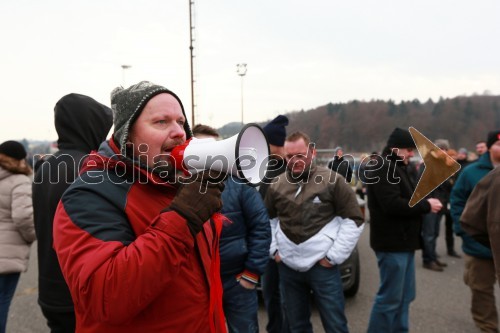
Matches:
[1,0,499,143]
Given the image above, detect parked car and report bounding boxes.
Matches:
[338,192,365,297]
[339,245,360,297]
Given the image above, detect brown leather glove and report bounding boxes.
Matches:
[169,170,226,236]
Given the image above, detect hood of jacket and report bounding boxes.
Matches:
[55,93,113,152]
[474,151,493,170]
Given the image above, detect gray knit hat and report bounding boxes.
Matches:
[434,139,450,150]
[111,81,192,155]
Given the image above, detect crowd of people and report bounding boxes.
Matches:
[0,79,499,333]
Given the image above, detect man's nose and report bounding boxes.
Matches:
[170,123,186,139]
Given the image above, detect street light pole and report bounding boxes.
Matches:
[236,63,247,125]
[121,64,132,87]
[189,0,196,126]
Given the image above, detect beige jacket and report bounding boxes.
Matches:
[0,154,36,274]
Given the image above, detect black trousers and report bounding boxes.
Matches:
[444,211,455,252]
[40,307,76,333]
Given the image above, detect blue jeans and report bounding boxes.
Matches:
[0,273,21,333]
[367,252,416,333]
[262,260,289,333]
[422,212,442,263]
[279,262,348,333]
[222,276,259,333]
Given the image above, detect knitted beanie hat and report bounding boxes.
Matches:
[386,128,416,149]
[111,81,192,155]
[0,140,27,160]
[486,130,500,149]
[434,139,450,150]
[262,115,289,147]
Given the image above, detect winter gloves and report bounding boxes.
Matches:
[169,170,225,236]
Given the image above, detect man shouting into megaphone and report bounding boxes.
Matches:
[53,81,227,333]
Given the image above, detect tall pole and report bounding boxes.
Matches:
[236,63,247,125]
[189,0,196,126]
[121,64,131,87]
[240,74,244,124]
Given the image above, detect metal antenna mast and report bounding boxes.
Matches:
[189,0,196,126]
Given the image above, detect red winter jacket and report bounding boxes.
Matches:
[53,140,225,333]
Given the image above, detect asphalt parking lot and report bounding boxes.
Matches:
[8,222,499,333]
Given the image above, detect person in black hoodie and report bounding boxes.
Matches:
[32,93,113,332]
[366,128,442,333]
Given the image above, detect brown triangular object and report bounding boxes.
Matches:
[409,127,461,207]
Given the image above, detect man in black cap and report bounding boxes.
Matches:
[52,81,226,333]
[366,128,442,333]
[259,115,290,333]
[32,93,113,332]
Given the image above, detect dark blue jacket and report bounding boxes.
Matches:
[450,152,493,258]
[220,177,271,283]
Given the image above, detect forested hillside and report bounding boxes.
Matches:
[218,94,500,152]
